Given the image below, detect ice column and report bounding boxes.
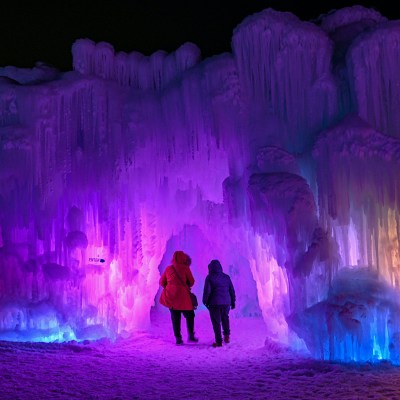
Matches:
[347,21,400,138]
[232,8,338,152]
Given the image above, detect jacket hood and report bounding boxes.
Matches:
[172,250,189,266]
[208,259,223,274]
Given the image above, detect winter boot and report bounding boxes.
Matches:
[188,334,199,343]
[176,337,183,345]
[212,342,222,348]
[224,335,230,344]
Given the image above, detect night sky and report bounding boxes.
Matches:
[1,1,398,71]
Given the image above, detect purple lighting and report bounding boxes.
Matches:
[1,5,400,365]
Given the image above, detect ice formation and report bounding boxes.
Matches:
[1,5,400,364]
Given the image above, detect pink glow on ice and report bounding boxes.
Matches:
[248,233,289,340]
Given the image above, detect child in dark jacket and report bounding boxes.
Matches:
[202,259,236,347]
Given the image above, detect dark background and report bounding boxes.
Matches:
[0,1,398,71]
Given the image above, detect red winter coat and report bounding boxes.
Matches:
[159,256,195,311]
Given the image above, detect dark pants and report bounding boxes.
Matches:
[209,305,230,344]
[169,309,195,339]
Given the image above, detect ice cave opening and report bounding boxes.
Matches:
[1,5,400,365]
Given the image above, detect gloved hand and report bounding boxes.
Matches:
[231,303,235,310]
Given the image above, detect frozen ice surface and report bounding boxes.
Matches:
[1,5,400,367]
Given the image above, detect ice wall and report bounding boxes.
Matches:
[289,114,400,362]
[232,9,338,153]
[72,39,201,90]
[1,5,400,364]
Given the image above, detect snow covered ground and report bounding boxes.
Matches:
[1,311,400,400]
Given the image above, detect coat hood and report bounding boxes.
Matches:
[208,259,223,274]
[172,250,189,266]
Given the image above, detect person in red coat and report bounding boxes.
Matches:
[160,250,199,345]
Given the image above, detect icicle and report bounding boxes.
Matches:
[114,51,129,86]
[72,38,96,75]
[150,50,167,91]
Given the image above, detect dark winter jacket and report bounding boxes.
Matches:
[160,251,195,310]
[202,260,236,307]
